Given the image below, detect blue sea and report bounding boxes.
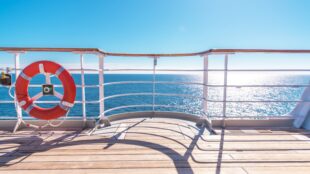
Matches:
[0,73,309,119]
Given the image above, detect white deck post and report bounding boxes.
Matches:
[13,52,22,133]
[198,54,215,133]
[152,57,158,112]
[222,54,229,127]
[87,54,107,135]
[80,54,86,124]
[98,54,105,119]
[202,55,208,115]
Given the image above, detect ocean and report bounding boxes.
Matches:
[0,73,309,119]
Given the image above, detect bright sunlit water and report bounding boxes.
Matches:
[0,73,309,119]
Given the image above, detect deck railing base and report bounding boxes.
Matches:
[0,112,294,132]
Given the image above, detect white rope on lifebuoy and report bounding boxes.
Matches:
[39,63,45,74]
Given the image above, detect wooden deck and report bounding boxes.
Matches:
[1,118,310,174]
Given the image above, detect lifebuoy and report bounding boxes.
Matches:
[15,61,76,120]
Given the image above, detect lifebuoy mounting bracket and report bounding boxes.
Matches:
[42,84,54,95]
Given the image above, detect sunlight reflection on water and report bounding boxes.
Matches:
[0,73,309,119]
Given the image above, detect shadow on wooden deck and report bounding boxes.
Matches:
[0,119,208,174]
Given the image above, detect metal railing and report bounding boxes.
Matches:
[1,47,310,124]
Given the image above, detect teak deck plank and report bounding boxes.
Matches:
[0,168,247,174]
[0,118,310,174]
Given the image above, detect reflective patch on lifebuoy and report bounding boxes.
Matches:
[39,63,45,74]
[19,100,26,107]
[55,67,65,77]
[25,104,34,114]
[61,101,74,108]
[15,61,76,120]
[20,72,32,81]
[59,102,70,111]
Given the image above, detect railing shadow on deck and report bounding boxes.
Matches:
[2,120,310,174]
[0,120,209,174]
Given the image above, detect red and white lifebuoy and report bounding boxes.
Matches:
[15,61,76,120]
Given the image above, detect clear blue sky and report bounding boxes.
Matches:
[1,0,310,71]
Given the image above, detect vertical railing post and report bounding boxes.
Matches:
[80,54,86,123]
[202,55,209,116]
[98,54,105,120]
[13,52,22,133]
[152,57,158,112]
[88,53,107,135]
[222,54,229,128]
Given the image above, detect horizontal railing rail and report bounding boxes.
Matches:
[104,92,198,100]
